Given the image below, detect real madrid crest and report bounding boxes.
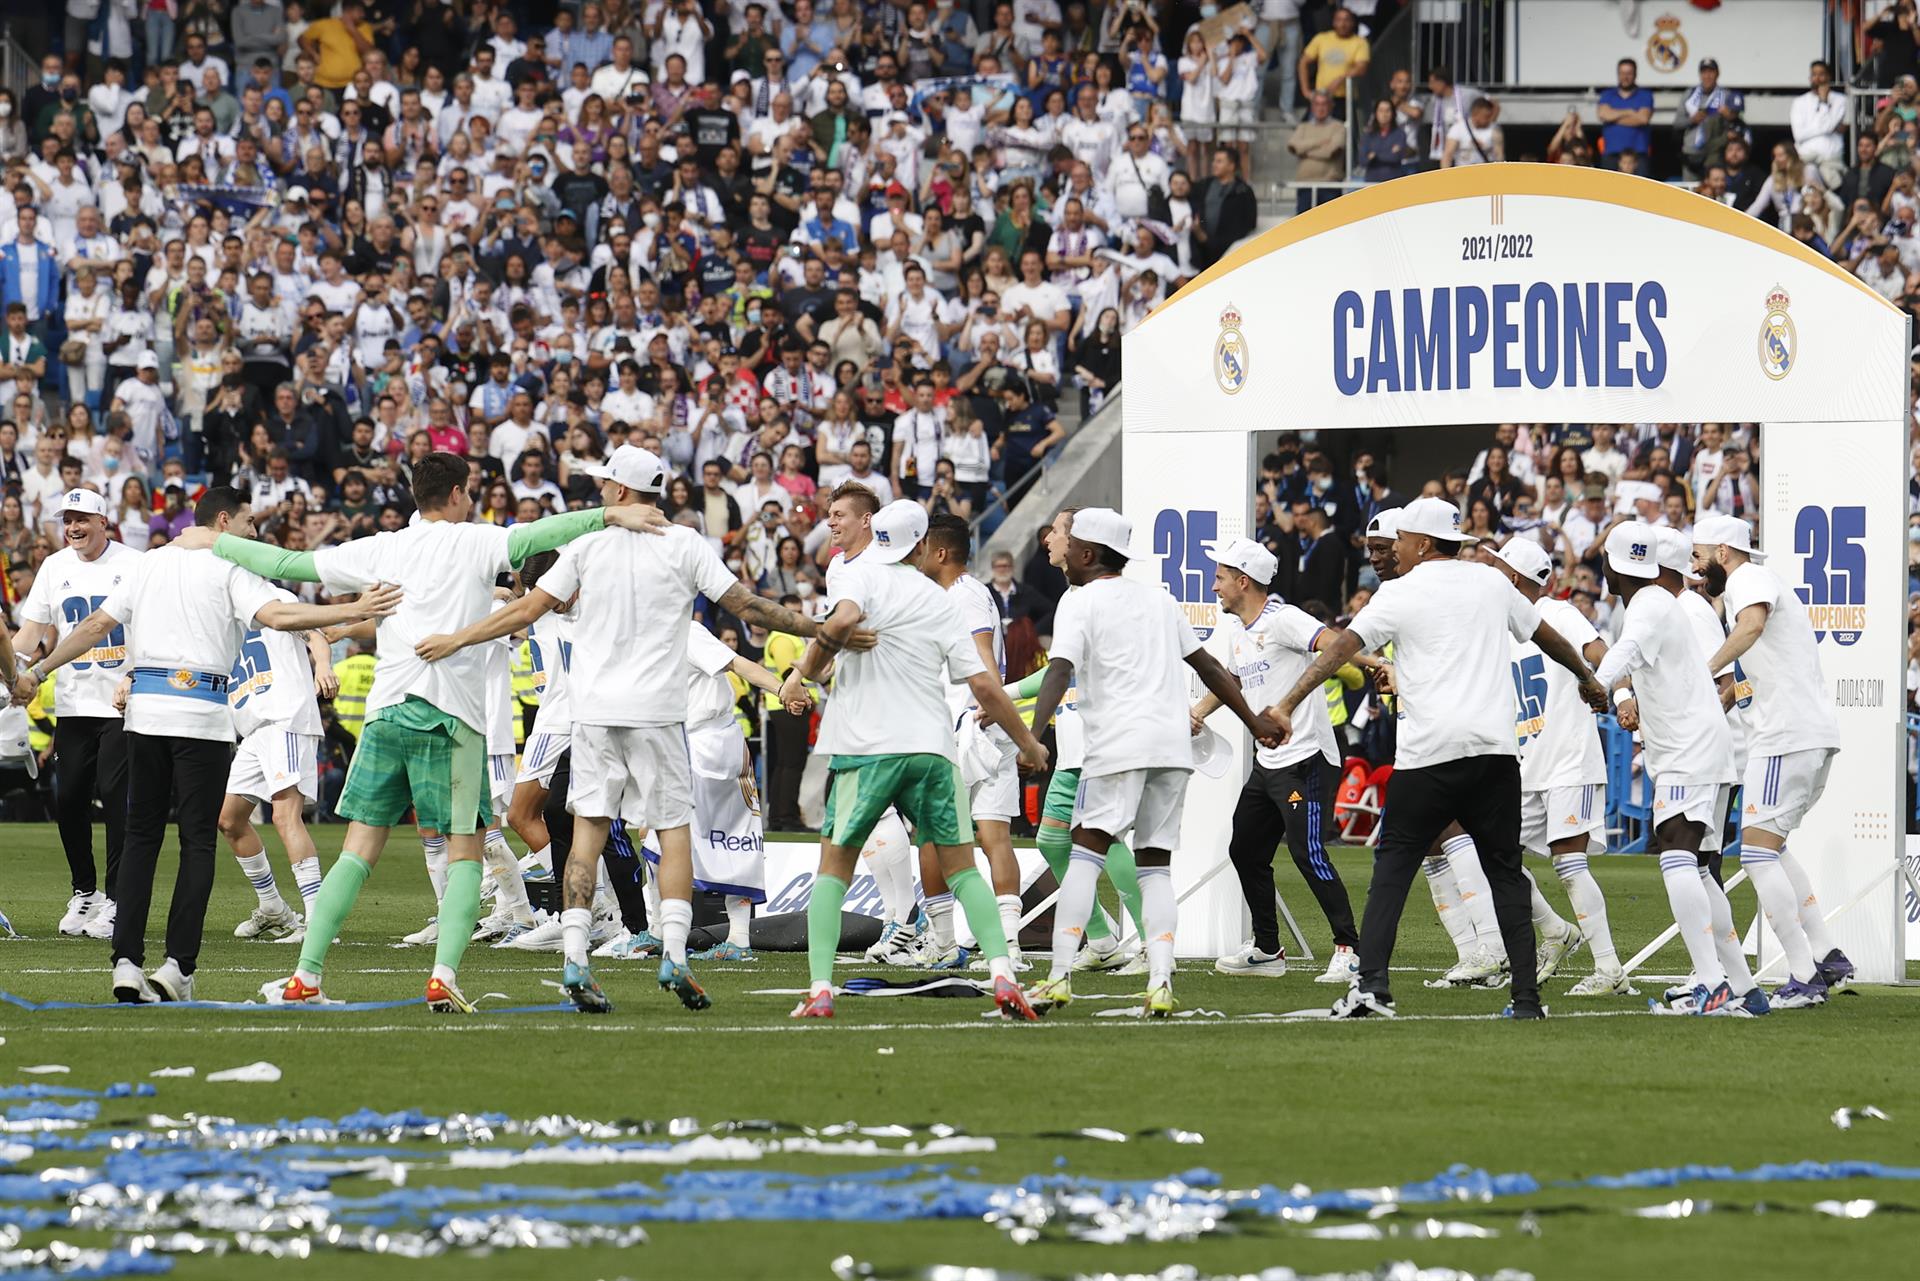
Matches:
[1214,303,1248,395]
[1758,284,1794,381]
[1646,14,1687,75]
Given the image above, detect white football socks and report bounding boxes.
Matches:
[995,893,1023,952]
[1551,852,1618,969]
[1698,868,1755,994]
[863,832,915,924]
[238,851,282,909]
[1741,845,1818,982]
[726,895,752,947]
[1442,833,1503,955]
[483,829,532,917]
[1424,854,1478,961]
[1778,845,1838,957]
[1050,846,1103,980]
[1659,851,1726,989]
[529,843,553,873]
[641,867,661,930]
[1138,864,1176,988]
[423,835,448,903]
[1523,866,1570,937]
[657,899,692,966]
[924,892,955,948]
[561,906,593,969]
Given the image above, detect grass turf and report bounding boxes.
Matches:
[2,822,1918,1280]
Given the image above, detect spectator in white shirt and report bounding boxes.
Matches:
[1687,421,1727,507]
[1103,125,1172,221]
[1790,59,1848,189]
[1580,424,1628,489]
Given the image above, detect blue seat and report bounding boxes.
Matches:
[1601,714,1653,853]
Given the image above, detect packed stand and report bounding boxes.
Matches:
[0,0,1276,605]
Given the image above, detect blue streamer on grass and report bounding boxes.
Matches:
[4,1101,99,1122]
[4,1251,173,1280]
[0,1084,154,1100]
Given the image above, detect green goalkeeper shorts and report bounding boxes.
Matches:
[338,699,492,835]
[1041,768,1081,825]
[825,752,973,850]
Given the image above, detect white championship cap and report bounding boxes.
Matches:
[136,351,160,370]
[1397,496,1476,544]
[1214,536,1277,585]
[57,488,110,518]
[868,499,928,564]
[1655,526,1699,581]
[1189,724,1232,779]
[1363,507,1401,540]
[1070,508,1133,557]
[1692,512,1767,562]
[1492,537,1553,585]
[1603,520,1661,580]
[583,444,669,496]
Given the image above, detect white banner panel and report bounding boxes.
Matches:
[1119,429,1257,957]
[1123,167,1909,978]
[1758,422,1906,983]
[1510,0,1826,88]
[1124,170,1906,433]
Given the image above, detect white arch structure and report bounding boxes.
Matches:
[1121,165,1911,982]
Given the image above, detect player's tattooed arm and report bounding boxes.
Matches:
[1274,626,1364,734]
[717,583,819,642]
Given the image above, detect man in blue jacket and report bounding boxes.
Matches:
[0,206,64,402]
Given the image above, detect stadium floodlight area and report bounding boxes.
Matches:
[1122,165,1913,982]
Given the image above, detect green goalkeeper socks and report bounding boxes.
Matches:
[434,860,484,977]
[1105,840,1146,938]
[807,873,849,985]
[298,853,369,977]
[947,866,1008,961]
[1038,823,1111,942]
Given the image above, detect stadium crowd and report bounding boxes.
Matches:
[0,0,1283,607]
[5,2,1920,825]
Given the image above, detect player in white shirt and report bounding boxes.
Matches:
[1359,508,1509,986]
[1194,538,1364,984]
[1276,498,1607,1019]
[209,453,669,1011]
[778,498,1051,1021]
[633,619,807,962]
[218,582,337,945]
[1657,528,1770,1011]
[1005,509,1149,974]
[508,554,575,877]
[1591,522,1757,1018]
[908,514,1029,969]
[1488,539,1628,995]
[416,446,824,1014]
[14,489,138,940]
[465,593,541,944]
[1024,509,1285,1017]
[21,489,396,1004]
[1693,513,1854,1001]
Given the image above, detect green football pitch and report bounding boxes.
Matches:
[3,823,1918,1281]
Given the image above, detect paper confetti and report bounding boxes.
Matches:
[205,1061,282,1084]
